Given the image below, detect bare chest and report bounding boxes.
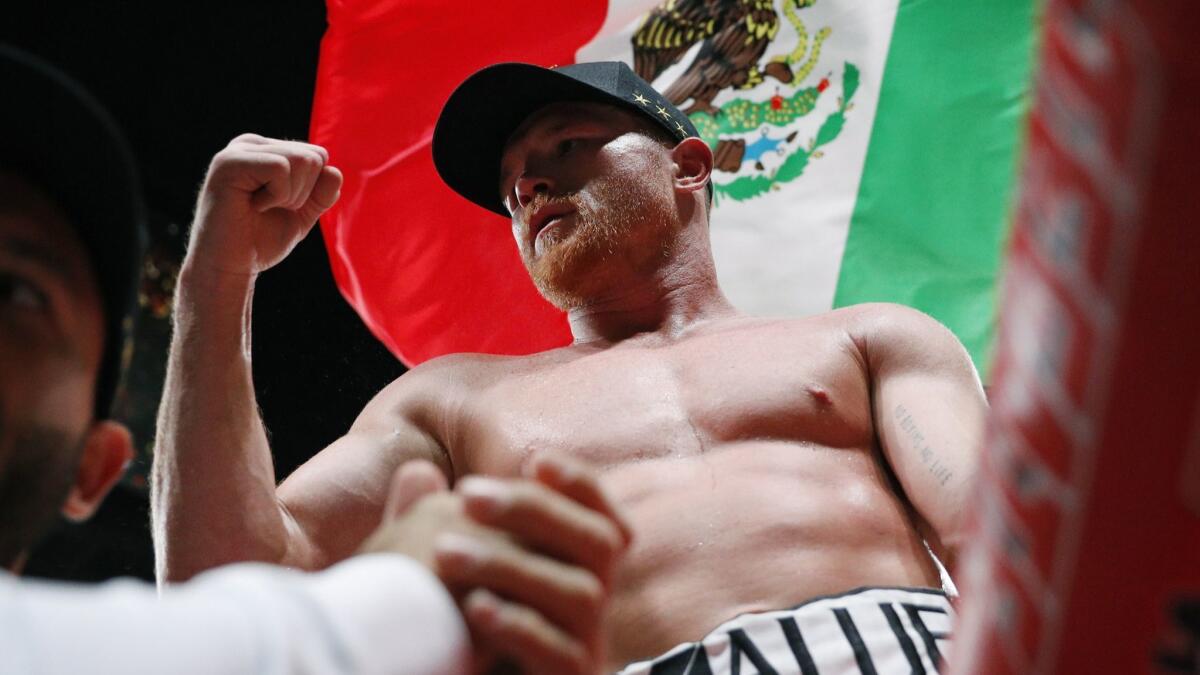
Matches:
[451,324,874,475]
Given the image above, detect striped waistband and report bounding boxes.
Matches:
[617,586,954,675]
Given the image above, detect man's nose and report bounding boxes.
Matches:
[514,172,553,209]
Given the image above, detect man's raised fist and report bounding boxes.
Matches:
[185,134,342,278]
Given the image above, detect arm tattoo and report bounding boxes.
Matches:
[894,404,953,487]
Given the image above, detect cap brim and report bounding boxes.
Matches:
[433,63,635,218]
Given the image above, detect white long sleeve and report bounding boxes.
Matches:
[0,553,472,675]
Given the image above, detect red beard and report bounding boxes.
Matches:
[519,173,677,309]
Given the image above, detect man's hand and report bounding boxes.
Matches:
[185,134,342,278]
[360,457,631,675]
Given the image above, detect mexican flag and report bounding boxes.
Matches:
[311,0,1039,376]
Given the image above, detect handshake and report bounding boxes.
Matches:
[358,456,631,675]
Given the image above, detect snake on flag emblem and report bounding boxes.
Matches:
[631,0,857,203]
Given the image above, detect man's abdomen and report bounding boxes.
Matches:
[602,441,942,670]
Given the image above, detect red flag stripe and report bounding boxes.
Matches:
[312,0,612,364]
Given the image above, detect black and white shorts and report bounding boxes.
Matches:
[616,587,954,675]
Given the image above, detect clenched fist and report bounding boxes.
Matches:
[185,134,342,278]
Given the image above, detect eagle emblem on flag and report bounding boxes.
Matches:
[632,0,859,202]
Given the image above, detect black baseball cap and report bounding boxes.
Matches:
[0,45,146,418]
[433,61,702,217]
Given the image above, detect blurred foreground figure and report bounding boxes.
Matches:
[951,1,1200,673]
[0,44,627,675]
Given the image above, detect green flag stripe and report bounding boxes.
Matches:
[833,0,1040,378]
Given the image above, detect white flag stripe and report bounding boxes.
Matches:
[577,0,900,317]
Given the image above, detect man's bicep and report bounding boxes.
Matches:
[276,412,448,569]
[862,305,987,562]
[876,372,985,544]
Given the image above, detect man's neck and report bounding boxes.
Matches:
[565,255,738,345]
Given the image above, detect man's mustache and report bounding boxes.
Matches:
[522,193,580,228]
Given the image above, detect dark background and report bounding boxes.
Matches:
[3,2,406,581]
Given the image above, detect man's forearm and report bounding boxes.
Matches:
[151,265,297,583]
[152,135,345,582]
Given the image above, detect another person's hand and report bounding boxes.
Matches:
[360,457,631,675]
[185,134,342,279]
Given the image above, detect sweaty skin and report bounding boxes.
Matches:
[154,106,986,671]
[316,309,976,668]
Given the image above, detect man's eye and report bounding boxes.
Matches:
[557,139,579,156]
[0,273,48,311]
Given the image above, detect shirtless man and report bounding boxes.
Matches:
[154,62,987,674]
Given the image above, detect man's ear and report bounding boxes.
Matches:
[60,420,133,522]
[671,137,713,198]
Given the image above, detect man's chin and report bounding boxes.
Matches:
[528,254,614,310]
[531,272,593,310]
[524,216,635,309]
[0,425,86,571]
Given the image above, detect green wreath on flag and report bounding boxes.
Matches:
[692,61,859,204]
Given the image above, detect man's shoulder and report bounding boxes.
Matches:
[735,302,938,337]
[407,351,512,379]
[823,303,973,374]
[741,304,962,368]
[379,348,570,399]
[377,352,506,399]
[823,301,932,322]
[352,352,523,434]
[800,302,950,340]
